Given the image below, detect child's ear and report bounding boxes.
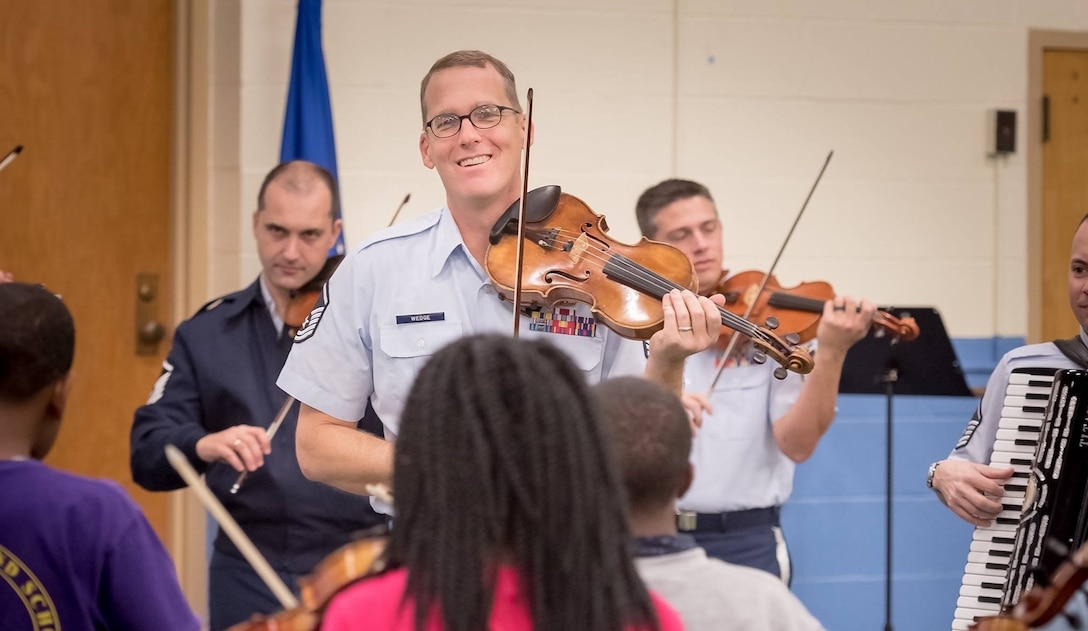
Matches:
[678,462,694,498]
[49,372,73,419]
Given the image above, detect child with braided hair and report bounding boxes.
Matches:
[320,334,682,631]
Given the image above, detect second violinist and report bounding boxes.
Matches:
[129,161,386,631]
[634,178,876,583]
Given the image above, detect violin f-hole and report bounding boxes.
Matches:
[544,269,591,284]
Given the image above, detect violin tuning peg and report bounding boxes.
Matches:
[752,351,767,365]
[773,367,788,380]
[785,333,801,345]
[764,316,779,330]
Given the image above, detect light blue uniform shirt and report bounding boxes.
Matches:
[678,344,805,512]
[277,206,647,441]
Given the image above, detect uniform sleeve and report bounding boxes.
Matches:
[948,354,1012,465]
[130,324,210,491]
[98,494,201,631]
[278,250,376,423]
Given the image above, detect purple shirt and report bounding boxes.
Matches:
[0,460,199,631]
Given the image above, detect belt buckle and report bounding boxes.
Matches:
[676,509,697,531]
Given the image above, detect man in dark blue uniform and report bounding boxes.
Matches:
[129,160,384,631]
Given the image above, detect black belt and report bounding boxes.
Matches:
[676,506,781,532]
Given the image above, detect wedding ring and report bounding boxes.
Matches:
[233,438,242,447]
[833,305,846,312]
[678,326,693,332]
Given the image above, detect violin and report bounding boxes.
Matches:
[714,270,920,345]
[284,254,344,333]
[225,534,389,631]
[970,539,1088,630]
[485,185,814,377]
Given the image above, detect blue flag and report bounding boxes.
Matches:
[280,0,344,256]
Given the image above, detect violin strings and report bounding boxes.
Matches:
[524,226,757,332]
[519,227,768,342]
[525,227,764,339]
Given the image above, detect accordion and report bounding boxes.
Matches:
[952,367,1088,630]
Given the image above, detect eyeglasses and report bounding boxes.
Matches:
[425,104,520,138]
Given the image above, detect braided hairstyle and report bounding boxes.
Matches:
[388,334,660,631]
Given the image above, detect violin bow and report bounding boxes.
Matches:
[165,444,299,609]
[229,396,295,494]
[388,193,411,227]
[706,150,834,394]
[0,145,22,174]
[511,88,534,337]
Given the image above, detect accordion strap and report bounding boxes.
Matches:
[1053,335,1088,370]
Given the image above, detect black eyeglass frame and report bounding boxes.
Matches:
[424,104,520,138]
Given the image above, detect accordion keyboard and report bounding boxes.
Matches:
[951,368,1056,631]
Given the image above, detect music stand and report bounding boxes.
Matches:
[838,306,972,631]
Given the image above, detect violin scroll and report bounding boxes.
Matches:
[873,310,920,342]
[714,271,920,345]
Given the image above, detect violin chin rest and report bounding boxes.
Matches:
[489,185,563,244]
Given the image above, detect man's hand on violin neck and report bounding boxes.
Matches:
[651,289,724,361]
[816,295,875,352]
[195,425,273,473]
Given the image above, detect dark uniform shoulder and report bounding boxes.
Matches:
[190,283,258,321]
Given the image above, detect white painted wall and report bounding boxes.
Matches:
[205,0,1088,338]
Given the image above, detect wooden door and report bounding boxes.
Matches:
[1042,50,1088,342]
[0,1,174,538]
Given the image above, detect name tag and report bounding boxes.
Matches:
[395,312,445,325]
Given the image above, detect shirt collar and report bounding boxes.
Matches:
[430,206,485,281]
[630,533,698,558]
[258,275,285,336]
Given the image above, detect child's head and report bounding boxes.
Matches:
[0,282,75,458]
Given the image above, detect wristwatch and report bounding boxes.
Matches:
[926,461,941,489]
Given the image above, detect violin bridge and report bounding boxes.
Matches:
[568,234,590,263]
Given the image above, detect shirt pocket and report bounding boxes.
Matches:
[379,321,464,358]
[705,363,773,441]
[376,321,464,420]
[523,329,605,381]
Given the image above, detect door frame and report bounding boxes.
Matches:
[1027,30,1088,344]
[171,0,211,614]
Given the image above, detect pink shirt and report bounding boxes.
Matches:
[321,565,684,631]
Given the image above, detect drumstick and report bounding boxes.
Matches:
[165,444,299,609]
